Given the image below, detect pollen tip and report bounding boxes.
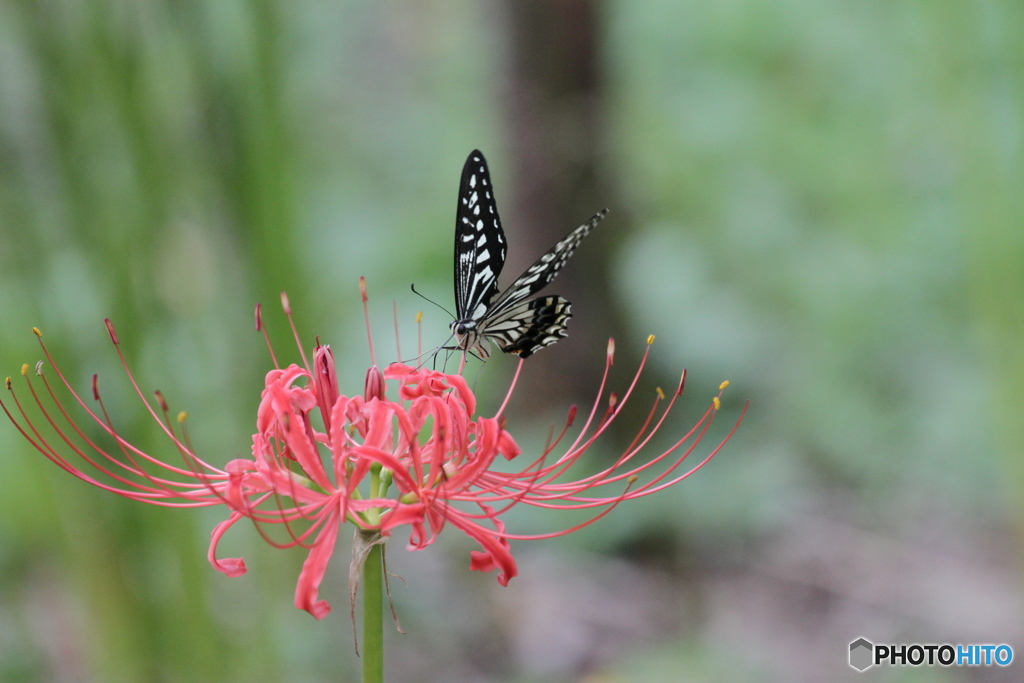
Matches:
[31,327,42,337]
[4,377,11,390]
[104,319,119,345]
[677,369,688,396]
[177,411,187,423]
[656,386,665,400]
[713,396,721,411]
[255,303,263,331]
[154,390,169,411]
[20,364,29,377]
[719,380,730,390]
[416,311,423,323]
[92,374,100,400]
[280,292,291,314]
[607,338,615,359]
[35,361,44,376]
[646,334,655,345]
[359,276,368,302]
[628,475,639,484]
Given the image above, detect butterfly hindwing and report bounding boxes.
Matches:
[485,295,572,358]
[454,150,507,322]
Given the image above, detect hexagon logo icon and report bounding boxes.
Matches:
[849,637,874,671]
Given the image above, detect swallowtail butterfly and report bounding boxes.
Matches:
[451,149,607,359]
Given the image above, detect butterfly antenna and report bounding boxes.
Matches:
[410,284,455,319]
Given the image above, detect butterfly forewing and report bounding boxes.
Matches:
[454,150,507,322]
[486,209,608,317]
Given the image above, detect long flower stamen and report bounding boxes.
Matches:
[255,303,281,370]
[360,277,376,368]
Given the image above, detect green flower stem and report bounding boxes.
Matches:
[361,540,384,683]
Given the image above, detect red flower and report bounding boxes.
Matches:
[2,282,744,620]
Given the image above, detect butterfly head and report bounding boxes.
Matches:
[450,318,491,359]
[451,319,475,337]
[450,318,478,352]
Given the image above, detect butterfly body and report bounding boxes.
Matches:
[451,150,607,359]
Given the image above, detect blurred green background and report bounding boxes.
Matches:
[1,1,1021,681]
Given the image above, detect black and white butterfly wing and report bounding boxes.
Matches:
[454,150,507,323]
[483,295,572,358]
[486,208,608,318]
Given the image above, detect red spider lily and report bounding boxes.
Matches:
[1,281,744,620]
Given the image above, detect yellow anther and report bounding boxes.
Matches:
[20,364,29,377]
[4,377,11,390]
[656,387,665,400]
[719,380,730,390]
[647,334,655,345]
[32,327,42,337]
[713,396,721,411]
[416,311,423,323]
[628,475,639,484]
[177,411,188,423]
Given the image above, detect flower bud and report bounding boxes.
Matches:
[364,365,385,401]
[313,344,339,432]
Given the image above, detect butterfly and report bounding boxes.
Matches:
[450,149,607,359]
